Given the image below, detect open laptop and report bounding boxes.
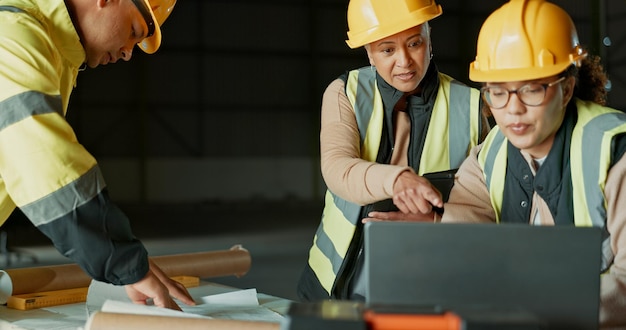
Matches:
[364,222,602,329]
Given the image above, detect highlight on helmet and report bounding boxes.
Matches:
[469,0,587,82]
[132,0,177,54]
[345,0,442,49]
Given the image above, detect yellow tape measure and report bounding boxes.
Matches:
[7,275,200,310]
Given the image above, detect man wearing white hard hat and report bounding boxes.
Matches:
[0,0,194,310]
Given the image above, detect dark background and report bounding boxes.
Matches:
[2,0,626,300]
[6,0,626,247]
[65,0,625,207]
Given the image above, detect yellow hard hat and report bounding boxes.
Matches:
[132,0,177,54]
[469,0,586,82]
[345,0,442,49]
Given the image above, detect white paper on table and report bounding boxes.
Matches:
[86,280,130,317]
[200,288,259,306]
[182,288,283,322]
[12,317,86,330]
[85,280,283,322]
[7,303,88,330]
[100,299,210,319]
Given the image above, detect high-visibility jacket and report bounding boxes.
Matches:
[308,67,482,295]
[0,0,148,285]
[478,99,626,271]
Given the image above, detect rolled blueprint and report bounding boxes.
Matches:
[85,312,281,330]
[0,245,250,304]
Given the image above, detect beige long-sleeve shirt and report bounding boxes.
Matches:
[442,144,626,328]
[320,78,489,206]
[320,78,413,206]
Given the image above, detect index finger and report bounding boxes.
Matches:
[152,295,182,311]
[419,184,443,208]
[169,281,196,306]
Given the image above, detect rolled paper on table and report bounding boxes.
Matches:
[151,245,251,279]
[0,263,90,303]
[0,245,250,304]
[85,312,281,330]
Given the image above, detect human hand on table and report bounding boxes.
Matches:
[125,260,196,310]
[362,210,437,223]
[391,170,443,214]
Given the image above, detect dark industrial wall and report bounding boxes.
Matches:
[66,0,626,204]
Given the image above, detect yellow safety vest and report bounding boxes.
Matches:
[478,99,626,271]
[308,68,481,294]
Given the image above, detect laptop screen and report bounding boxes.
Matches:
[364,222,602,329]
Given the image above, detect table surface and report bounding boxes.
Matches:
[0,281,292,330]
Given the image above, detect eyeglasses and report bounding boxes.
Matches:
[480,77,566,109]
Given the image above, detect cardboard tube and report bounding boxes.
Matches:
[151,245,251,279]
[1,264,90,297]
[85,312,281,330]
[0,246,250,301]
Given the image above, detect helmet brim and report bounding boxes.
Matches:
[137,0,162,54]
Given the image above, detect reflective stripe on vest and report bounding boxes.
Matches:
[478,99,626,271]
[0,6,25,13]
[308,68,481,294]
[477,126,507,223]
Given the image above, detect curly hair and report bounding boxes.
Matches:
[564,55,608,106]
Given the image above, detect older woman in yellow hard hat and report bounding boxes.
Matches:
[297,0,491,301]
[442,0,626,326]
[0,0,194,310]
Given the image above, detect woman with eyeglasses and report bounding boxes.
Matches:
[440,0,626,326]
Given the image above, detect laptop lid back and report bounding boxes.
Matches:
[364,222,602,329]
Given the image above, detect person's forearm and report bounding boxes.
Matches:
[37,189,149,285]
[319,78,410,205]
[441,146,496,223]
